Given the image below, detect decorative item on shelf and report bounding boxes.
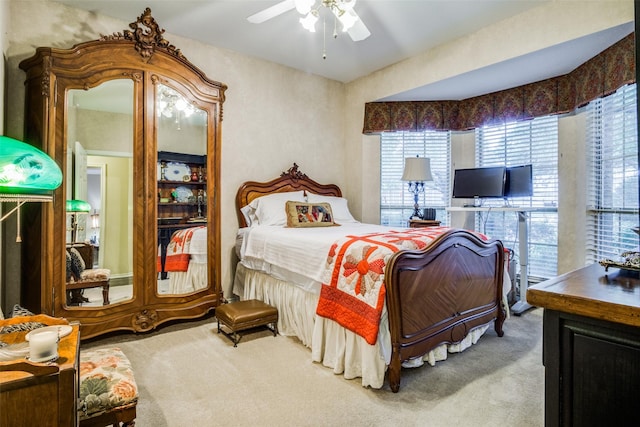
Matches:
[599,251,640,273]
[401,155,433,220]
[170,188,177,202]
[165,162,190,182]
[174,186,194,203]
[182,175,191,182]
[159,161,167,181]
[198,166,204,182]
[191,170,199,182]
[66,199,91,243]
[0,135,63,242]
[196,189,205,218]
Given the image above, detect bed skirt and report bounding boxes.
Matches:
[233,262,492,389]
[169,261,207,294]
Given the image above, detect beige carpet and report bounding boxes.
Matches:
[82,308,544,427]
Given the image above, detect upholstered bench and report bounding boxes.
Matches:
[216,299,278,347]
[78,347,137,427]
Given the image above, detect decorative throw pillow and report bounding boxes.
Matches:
[66,250,73,281]
[0,304,45,334]
[10,304,35,318]
[68,248,85,281]
[285,201,338,227]
[307,193,358,223]
[0,321,46,334]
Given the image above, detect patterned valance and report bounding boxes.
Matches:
[363,33,635,134]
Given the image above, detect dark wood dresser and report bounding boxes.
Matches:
[527,263,640,426]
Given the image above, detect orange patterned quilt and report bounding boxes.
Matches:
[157,226,205,272]
[316,227,486,345]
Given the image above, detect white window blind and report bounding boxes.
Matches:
[476,116,559,280]
[586,83,639,263]
[380,131,450,226]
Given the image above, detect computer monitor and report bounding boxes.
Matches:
[505,164,533,197]
[452,166,506,199]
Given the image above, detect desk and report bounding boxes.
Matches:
[447,206,545,314]
[527,264,640,425]
[408,219,441,228]
[0,315,80,427]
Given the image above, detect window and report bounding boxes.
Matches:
[586,84,639,263]
[476,116,559,280]
[380,131,450,226]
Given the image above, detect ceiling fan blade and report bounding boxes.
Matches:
[347,12,371,42]
[247,0,296,24]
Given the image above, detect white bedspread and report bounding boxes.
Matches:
[240,223,403,293]
[234,223,511,388]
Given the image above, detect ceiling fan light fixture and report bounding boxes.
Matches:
[337,0,357,11]
[337,8,357,31]
[294,0,315,15]
[300,11,318,32]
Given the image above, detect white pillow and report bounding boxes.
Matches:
[240,204,255,227]
[307,193,358,223]
[249,191,306,226]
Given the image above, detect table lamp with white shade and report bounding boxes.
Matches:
[401,155,433,220]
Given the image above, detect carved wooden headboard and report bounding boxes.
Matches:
[235,163,342,227]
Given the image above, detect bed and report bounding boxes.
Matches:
[158,226,208,294]
[233,164,507,392]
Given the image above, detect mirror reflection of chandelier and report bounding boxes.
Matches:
[156,85,198,130]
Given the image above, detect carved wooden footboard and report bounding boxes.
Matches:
[385,228,505,392]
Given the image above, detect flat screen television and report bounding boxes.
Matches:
[452,166,506,199]
[505,164,533,197]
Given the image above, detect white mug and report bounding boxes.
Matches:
[29,330,59,362]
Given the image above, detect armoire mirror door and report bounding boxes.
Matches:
[67,80,135,307]
[155,83,209,297]
[19,8,226,339]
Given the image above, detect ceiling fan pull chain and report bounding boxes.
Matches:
[322,18,327,59]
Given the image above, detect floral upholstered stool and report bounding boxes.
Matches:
[216,299,278,347]
[78,347,137,427]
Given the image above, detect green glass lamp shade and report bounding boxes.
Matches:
[66,199,91,213]
[0,135,63,195]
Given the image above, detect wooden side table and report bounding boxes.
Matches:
[408,219,441,228]
[0,315,80,427]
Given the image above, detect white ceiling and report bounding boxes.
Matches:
[54,0,633,101]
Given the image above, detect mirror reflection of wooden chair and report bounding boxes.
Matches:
[66,243,111,306]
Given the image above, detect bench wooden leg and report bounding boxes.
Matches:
[101,284,110,305]
[217,319,240,347]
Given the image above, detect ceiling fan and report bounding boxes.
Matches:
[247,0,371,42]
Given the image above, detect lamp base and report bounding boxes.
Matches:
[409,206,424,220]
